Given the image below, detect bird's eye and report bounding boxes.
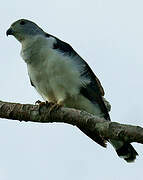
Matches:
[20,20,26,25]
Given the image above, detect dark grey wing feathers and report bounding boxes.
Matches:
[53,38,75,56]
[79,61,110,120]
[51,36,110,120]
[45,33,74,55]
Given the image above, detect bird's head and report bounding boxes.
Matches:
[6,19,45,42]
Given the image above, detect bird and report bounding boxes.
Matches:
[6,19,138,162]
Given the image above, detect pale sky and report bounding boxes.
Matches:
[0,0,143,179]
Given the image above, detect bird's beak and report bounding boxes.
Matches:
[6,28,14,36]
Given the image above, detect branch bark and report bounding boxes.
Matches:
[0,100,143,145]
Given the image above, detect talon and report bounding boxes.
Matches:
[35,100,42,105]
[37,101,48,115]
[49,103,63,114]
[46,101,54,107]
[36,100,62,115]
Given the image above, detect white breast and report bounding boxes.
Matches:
[26,43,89,103]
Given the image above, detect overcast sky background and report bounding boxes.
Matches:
[0,0,143,179]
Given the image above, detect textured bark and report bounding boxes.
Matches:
[0,100,143,145]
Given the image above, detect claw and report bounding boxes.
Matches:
[36,101,48,115]
[49,103,63,114]
[35,100,42,105]
[36,100,63,115]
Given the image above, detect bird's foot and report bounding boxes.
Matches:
[35,100,42,105]
[35,100,62,115]
[35,100,50,115]
[48,103,63,114]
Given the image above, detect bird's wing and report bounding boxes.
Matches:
[49,36,110,147]
[79,60,110,121]
[51,36,110,121]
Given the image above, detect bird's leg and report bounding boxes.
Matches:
[35,99,63,115]
[35,100,44,105]
[48,100,63,114]
[35,100,53,107]
[35,100,51,114]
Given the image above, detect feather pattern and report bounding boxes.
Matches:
[50,35,110,120]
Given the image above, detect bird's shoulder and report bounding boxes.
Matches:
[45,33,76,56]
[46,33,105,96]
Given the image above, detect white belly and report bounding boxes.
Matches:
[27,50,104,116]
[27,49,86,103]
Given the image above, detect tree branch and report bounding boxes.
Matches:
[0,100,143,145]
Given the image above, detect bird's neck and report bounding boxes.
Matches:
[20,35,56,65]
[21,35,46,64]
[21,35,41,50]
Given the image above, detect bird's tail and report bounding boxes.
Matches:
[78,126,138,162]
[110,139,138,162]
